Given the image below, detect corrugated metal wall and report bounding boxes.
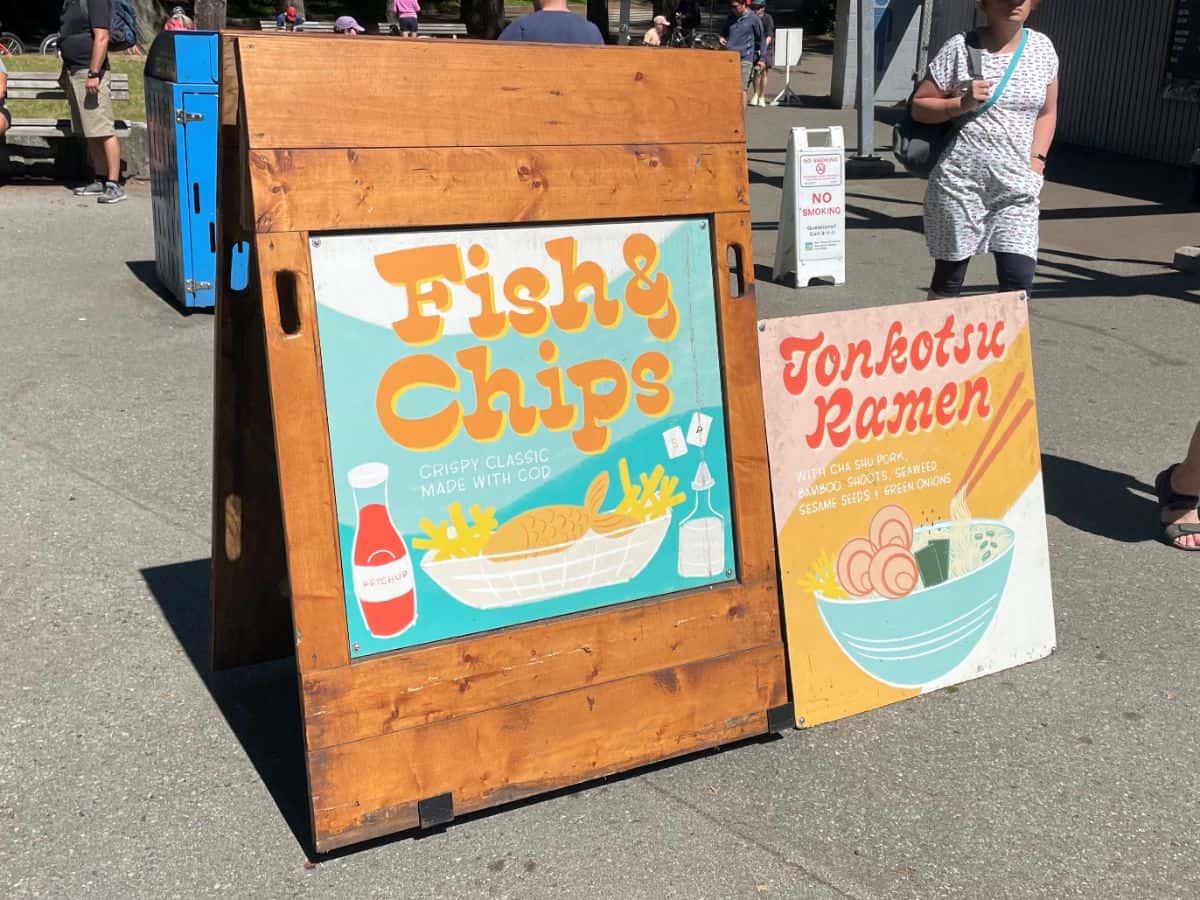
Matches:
[927,0,1200,164]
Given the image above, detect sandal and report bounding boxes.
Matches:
[1155,464,1200,550]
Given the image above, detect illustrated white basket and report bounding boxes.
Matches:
[420,513,673,609]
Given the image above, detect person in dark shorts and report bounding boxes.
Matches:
[498,0,604,44]
[750,0,775,106]
[719,0,764,106]
[393,0,420,37]
[59,0,125,204]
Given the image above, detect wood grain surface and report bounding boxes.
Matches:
[254,232,350,673]
[310,643,786,851]
[302,582,780,750]
[209,87,293,671]
[247,144,750,233]
[235,36,744,150]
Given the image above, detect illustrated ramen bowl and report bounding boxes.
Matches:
[420,513,672,609]
[815,521,1015,688]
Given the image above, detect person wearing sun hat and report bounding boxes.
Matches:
[334,15,366,34]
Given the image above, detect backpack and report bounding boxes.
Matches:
[78,0,138,53]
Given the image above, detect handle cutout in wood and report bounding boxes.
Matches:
[223,493,242,562]
[726,243,747,300]
[275,270,302,335]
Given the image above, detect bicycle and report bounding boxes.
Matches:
[0,21,24,55]
[41,32,61,56]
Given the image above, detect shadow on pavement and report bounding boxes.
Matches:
[138,559,788,860]
[125,260,211,317]
[1041,454,1159,544]
[1033,250,1199,305]
[139,559,314,854]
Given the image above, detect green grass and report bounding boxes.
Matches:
[3,55,146,121]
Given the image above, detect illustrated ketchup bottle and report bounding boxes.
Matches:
[347,462,416,638]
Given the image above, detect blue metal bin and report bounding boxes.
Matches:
[145,31,247,310]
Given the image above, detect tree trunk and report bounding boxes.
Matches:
[344,0,381,32]
[461,0,507,39]
[130,0,170,47]
[586,0,611,42]
[195,0,227,30]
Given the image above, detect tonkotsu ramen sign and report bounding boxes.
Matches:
[758,294,1056,727]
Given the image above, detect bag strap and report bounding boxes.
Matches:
[964,42,984,82]
[975,28,1028,115]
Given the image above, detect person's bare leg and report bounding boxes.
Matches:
[1165,422,1200,549]
[101,135,120,182]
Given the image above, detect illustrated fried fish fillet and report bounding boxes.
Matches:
[483,472,637,561]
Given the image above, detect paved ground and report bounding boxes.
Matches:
[2,58,1200,898]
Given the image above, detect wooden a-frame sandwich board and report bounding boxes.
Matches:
[210,32,790,852]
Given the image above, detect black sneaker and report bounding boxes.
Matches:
[73,179,105,196]
[98,181,126,205]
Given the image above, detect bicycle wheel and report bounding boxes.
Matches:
[0,32,24,55]
[40,32,61,55]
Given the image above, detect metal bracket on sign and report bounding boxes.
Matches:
[766,703,795,733]
[417,792,454,829]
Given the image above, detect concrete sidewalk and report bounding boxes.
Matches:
[2,68,1200,897]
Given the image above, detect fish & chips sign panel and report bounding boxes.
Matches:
[312,218,736,657]
[758,295,1056,725]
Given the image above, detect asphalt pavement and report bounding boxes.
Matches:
[2,65,1199,898]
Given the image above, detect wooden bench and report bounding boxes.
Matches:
[2,71,132,141]
[1,71,137,179]
[258,18,467,37]
[379,22,468,38]
[258,19,337,32]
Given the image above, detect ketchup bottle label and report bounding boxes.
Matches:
[347,467,418,640]
[353,557,415,604]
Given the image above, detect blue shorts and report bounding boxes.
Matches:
[398,17,418,32]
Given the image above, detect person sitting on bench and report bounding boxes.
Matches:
[0,57,9,138]
[276,6,304,30]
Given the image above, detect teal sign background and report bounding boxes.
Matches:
[310,218,736,658]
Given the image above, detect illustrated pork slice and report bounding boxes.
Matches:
[836,537,877,597]
[868,544,919,599]
[869,505,913,551]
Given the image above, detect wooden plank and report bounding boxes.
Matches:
[309,643,786,851]
[247,144,750,233]
[712,212,777,589]
[219,32,240,127]
[8,119,134,137]
[209,106,295,670]
[258,19,338,31]
[6,90,131,101]
[302,581,779,749]
[236,37,745,149]
[254,232,351,673]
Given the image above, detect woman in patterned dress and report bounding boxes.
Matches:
[912,0,1059,298]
